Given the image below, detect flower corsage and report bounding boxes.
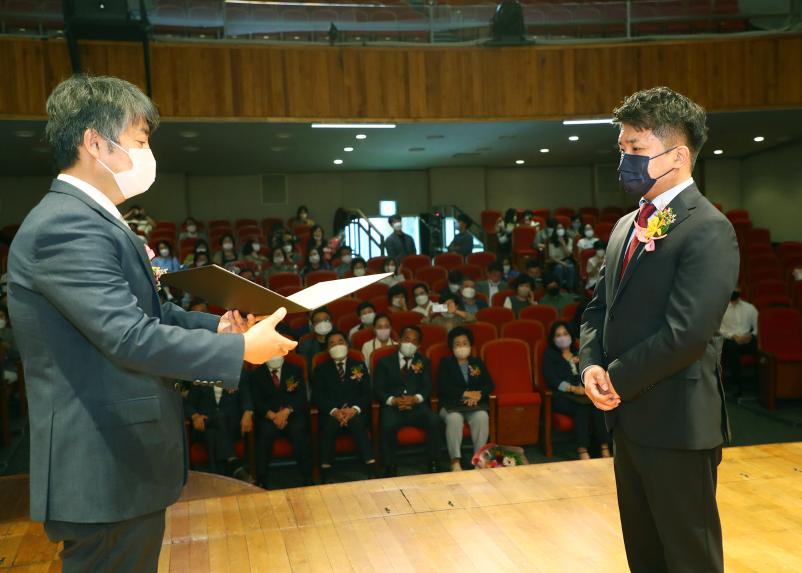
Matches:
[634,207,676,252]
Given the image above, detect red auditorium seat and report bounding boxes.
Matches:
[520,305,559,329]
[414,266,449,290]
[595,222,614,242]
[476,307,515,333]
[351,327,377,351]
[501,319,545,353]
[370,296,390,314]
[418,324,448,354]
[268,272,302,290]
[326,298,361,325]
[561,302,580,321]
[480,210,502,235]
[778,242,802,262]
[355,281,388,302]
[305,270,338,287]
[534,340,573,441]
[453,263,484,282]
[337,314,361,336]
[465,321,498,353]
[749,228,771,246]
[753,294,792,312]
[400,255,431,273]
[389,311,423,331]
[554,207,574,219]
[726,209,750,223]
[758,307,802,409]
[367,256,388,273]
[434,252,464,270]
[512,227,538,265]
[532,209,550,220]
[579,207,600,219]
[467,251,498,269]
[750,279,788,298]
[491,289,516,307]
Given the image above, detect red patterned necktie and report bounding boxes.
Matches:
[621,203,657,277]
[271,369,280,389]
[337,362,345,382]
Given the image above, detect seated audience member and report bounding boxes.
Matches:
[0,305,20,384]
[539,280,577,313]
[719,288,759,388]
[264,246,298,279]
[424,292,476,333]
[313,332,376,482]
[289,205,315,229]
[212,234,239,266]
[333,246,353,278]
[373,325,443,476]
[585,240,606,291]
[504,275,536,318]
[242,239,269,274]
[351,257,368,277]
[306,225,327,259]
[547,222,576,291]
[448,214,475,257]
[349,301,377,341]
[123,205,155,236]
[183,239,210,267]
[185,373,254,478]
[519,209,537,228]
[237,265,258,283]
[179,217,208,242]
[542,321,610,460]
[476,262,508,302]
[441,270,465,303]
[495,209,517,255]
[534,217,557,250]
[248,356,311,487]
[385,215,417,260]
[301,247,329,279]
[569,214,583,239]
[298,308,333,371]
[152,241,180,273]
[380,258,404,287]
[576,224,598,251]
[437,327,494,471]
[362,314,398,371]
[501,255,520,284]
[387,284,408,313]
[411,283,434,316]
[460,278,487,315]
[525,259,545,290]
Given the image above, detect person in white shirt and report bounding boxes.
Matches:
[411,283,434,316]
[719,289,758,389]
[361,314,398,372]
[576,224,598,251]
[585,240,606,292]
[348,302,376,342]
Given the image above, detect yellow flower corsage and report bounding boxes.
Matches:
[350,366,364,381]
[411,360,424,374]
[468,365,482,378]
[285,377,299,392]
[634,207,676,252]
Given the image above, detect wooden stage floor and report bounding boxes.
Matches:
[1,442,801,572]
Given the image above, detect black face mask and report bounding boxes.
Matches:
[731,291,741,302]
[618,146,677,197]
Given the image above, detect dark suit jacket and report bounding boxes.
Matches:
[374,351,432,404]
[475,280,508,302]
[7,179,244,523]
[248,362,308,418]
[312,357,372,414]
[579,184,739,450]
[385,232,417,259]
[449,231,475,257]
[437,355,495,410]
[185,377,253,423]
[542,347,581,392]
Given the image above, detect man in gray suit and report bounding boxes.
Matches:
[7,75,297,573]
[580,87,739,573]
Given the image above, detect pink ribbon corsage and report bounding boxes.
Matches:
[634,207,676,252]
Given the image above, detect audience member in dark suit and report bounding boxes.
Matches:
[543,321,610,460]
[437,327,494,472]
[448,214,476,257]
[475,262,508,303]
[247,356,312,487]
[373,325,443,476]
[185,374,254,479]
[385,214,417,259]
[297,307,332,372]
[313,331,376,482]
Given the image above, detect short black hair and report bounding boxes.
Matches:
[412,282,429,294]
[325,330,348,347]
[388,214,401,224]
[357,301,375,314]
[593,240,607,250]
[439,292,458,305]
[400,324,423,342]
[351,256,367,270]
[448,270,464,284]
[388,283,407,302]
[457,213,472,226]
[526,259,539,269]
[372,312,391,327]
[448,325,474,348]
[310,307,330,322]
[613,86,708,166]
[514,274,535,288]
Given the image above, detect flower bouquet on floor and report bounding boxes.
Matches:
[471,443,529,469]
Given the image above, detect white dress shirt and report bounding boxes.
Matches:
[57,174,126,223]
[386,351,424,406]
[720,300,758,339]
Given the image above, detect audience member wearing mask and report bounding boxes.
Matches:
[547,223,576,291]
[385,215,417,260]
[373,325,443,476]
[437,327,494,472]
[122,205,156,237]
[349,301,377,342]
[411,283,434,316]
[178,217,207,242]
[301,247,329,280]
[440,270,465,305]
[350,257,368,278]
[543,321,610,460]
[475,262,508,303]
[539,280,577,313]
[534,217,557,250]
[212,234,239,267]
[569,215,583,239]
[361,313,397,372]
[288,205,315,230]
[264,246,297,279]
[719,289,758,390]
[448,214,476,258]
[182,238,210,267]
[380,258,404,287]
[504,275,537,318]
[247,355,312,488]
[333,246,354,278]
[459,278,487,315]
[298,308,333,371]
[519,209,538,228]
[152,241,180,273]
[424,292,475,333]
[0,305,20,384]
[585,240,606,291]
[306,225,327,258]
[387,284,408,313]
[242,239,269,274]
[313,331,376,483]
[576,224,598,251]
[495,209,517,255]
[525,259,545,290]
[500,255,520,284]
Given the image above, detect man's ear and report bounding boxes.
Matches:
[82,128,103,161]
[674,145,691,168]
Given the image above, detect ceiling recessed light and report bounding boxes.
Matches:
[540,148,550,153]
[333,159,344,165]
[713,149,724,155]
[753,136,765,142]
[14,129,36,138]
[515,159,525,165]
[178,130,198,139]
[562,118,614,125]
[355,134,367,140]
[311,123,396,129]
[343,147,354,152]
[568,135,579,142]
[269,146,285,152]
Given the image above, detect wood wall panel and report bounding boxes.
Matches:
[1,34,800,121]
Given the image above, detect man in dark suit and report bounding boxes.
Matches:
[313,331,375,482]
[6,75,296,573]
[385,214,417,260]
[475,262,508,303]
[373,325,443,476]
[579,87,739,573]
[447,214,476,257]
[185,373,254,479]
[298,307,332,372]
[248,356,312,487]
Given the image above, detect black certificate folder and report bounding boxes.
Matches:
[161,265,391,316]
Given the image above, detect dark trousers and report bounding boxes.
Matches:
[320,411,373,465]
[256,415,311,482]
[721,337,757,383]
[380,404,442,465]
[552,394,610,449]
[614,432,723,573]
[195,411,240,474]
[44,509,166,573]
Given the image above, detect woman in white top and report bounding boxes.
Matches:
[361,314,398,372]
[380,257,404,287]
[576,224,598,251]
[547,223,577,291]
[585,240,606,291]
[411,283,434,316]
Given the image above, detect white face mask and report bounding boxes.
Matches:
[360,312,376,326]
[341,255,353,265]
[556,228,566,237]
[461,287,475,299]
[329,344,348,361]
[267,356,284,370]
[387,265,397,273]
[282,244,293,253]
[415,294,429,307]
[159,248,169,257]
[309,255,321,264]
[97,139,156,200]
[503,265,511,274]
[584,229,594,238]
[453,346,471,360]
[314,320,333,336]
[400,342,417,358]
[222,241,234,251]
[251,243,261,253]
[449,283,460,293]
[273,256,285,265]
[596,249,605,258]
[187,224,197,233]
[376,327,391,342]
[392,296,405,308]
[354,267,366,277]
[555,335,572,350]
[392,222,403,231]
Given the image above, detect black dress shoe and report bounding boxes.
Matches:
[384,465,398,478]
[321,468,333,484]
[429,461,441,473]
